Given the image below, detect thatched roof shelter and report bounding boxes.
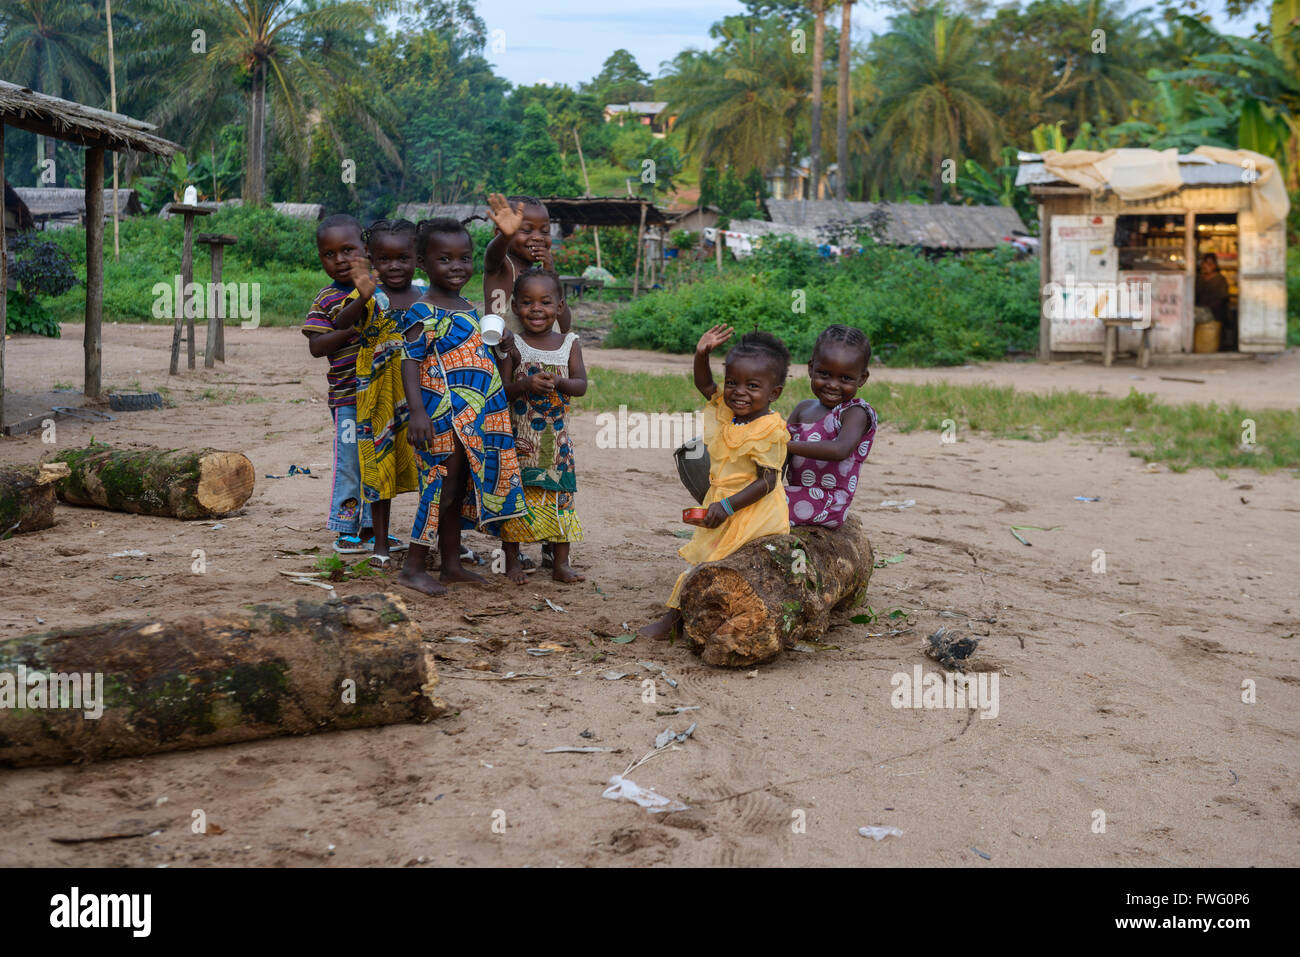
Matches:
[1,82,180,431]
[15,187,143,226]
[0,80,179,155]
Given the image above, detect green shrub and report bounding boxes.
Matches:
[6,295,61,337]
[607,240,1041,366]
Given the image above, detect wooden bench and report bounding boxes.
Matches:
[1102,318,1152,369]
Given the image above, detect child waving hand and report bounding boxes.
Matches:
[639,324,792,639]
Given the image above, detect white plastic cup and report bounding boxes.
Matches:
[480,313,506,346]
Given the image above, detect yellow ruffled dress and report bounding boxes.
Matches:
[667,392,791,608]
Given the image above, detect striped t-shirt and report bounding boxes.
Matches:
[302,281,359,408]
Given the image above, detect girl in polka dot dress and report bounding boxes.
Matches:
[785,325,877,529]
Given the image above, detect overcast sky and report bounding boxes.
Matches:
[471,0,1258,90]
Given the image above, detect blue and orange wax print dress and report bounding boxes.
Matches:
[401,302,526,544]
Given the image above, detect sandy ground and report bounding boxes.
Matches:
[0,320,1297,867]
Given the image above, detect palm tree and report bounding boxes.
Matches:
[661,15,810,181]
[835,0,852,200]
[139,0,399,204]
[809,0,826,199]
[0,0,106,176]
[866,4,1000,201]
[1065,0,1153,131]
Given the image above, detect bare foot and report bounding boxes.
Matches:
[552,562,585,583]
[637,610,681,640]
[396,568,448,596]
[504,558,529,584]
[440,561,487,585]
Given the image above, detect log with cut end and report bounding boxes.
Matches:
[0,593,445,767]
[42,443,254,518]
[0,463,69,536]
[679,517,873,667]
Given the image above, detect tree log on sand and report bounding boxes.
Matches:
[0,594,445,767]
[680,517,873,667]
[42,443,254,518]
[0,462,69,536]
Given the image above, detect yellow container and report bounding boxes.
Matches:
[1194,320,1221,353]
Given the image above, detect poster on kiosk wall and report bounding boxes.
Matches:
[1116,271,1187,353]
[1048,215,1117,347]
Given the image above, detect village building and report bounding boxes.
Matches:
[1018,148,1288,358]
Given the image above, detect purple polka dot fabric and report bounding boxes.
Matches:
[785,398,877,529]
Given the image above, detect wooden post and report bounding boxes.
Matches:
[632,201,647,297]
[212,242,225,362]
[198,233,236,367]
[84,147,105,399]
[1038,203,1051,360]
[168,204,212,374]
[182,211,195,369]
[1,123,6,432]
[716,228,724,273]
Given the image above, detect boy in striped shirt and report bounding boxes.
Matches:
[303,214,381,554]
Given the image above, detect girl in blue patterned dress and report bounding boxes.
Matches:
[396,219,526,597]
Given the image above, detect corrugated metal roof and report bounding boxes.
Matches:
[394,202,491,223]
[763,200,1027,248]
[1016,160,1249,189]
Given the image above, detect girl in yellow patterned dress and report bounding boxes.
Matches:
[337,219,422,567]
[499,271,587,583]
[638,325,792,639]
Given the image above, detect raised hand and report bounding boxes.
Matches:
[348,256,377,300]
[696,323,734,355]
[486,193,523,238]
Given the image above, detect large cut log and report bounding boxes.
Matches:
[680,516,873,667]
[0,593,445,767]
[0,463,70,536]
[43,443,254,519]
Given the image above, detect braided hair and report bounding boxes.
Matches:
[415,217,472,259]
[813,324,871,370]
[726,330,791,383]
[364,218,417,250]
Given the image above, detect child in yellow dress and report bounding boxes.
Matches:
[639,324,792,639]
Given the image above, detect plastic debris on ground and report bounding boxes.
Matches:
[654,723,697,749]
[544,746,618,753]
[110,549,148,558]
[601,775,689,813]
[971,846,992,860]
[264,464,312,479]
[603,670,632,680]
[879,499,916,511]
[639,661,678,688]
[1073,496,1101,502]
[859,826,903,841]
[1010,524,1061,546]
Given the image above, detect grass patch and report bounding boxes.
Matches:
[576,369,1300,473]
